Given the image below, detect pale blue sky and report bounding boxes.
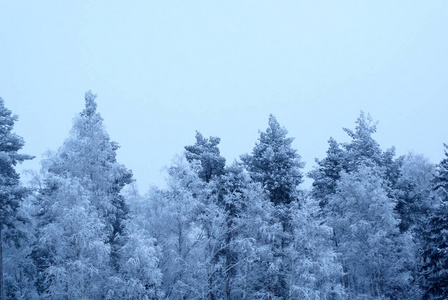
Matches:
[1,1,447,189]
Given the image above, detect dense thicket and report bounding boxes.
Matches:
[1,94,445,299]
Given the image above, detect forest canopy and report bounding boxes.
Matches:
[0,92,447,300]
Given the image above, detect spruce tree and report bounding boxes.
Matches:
[242,114,304,298]
[0,98,33,300]
[309,137,346,208]
[421,144,448,299]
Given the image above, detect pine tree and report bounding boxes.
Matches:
[185,131,226,183]
[242,114,304,298]
[310,112,399,208]
[0,98,33,300]
[185,132,229,299]
[241,114,304,207]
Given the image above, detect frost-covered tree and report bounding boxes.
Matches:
[34,176,111,299]
[216,163,248,300]
[309,137,346,208]
[217,163,281,300]
[184,132,231,299]
[147,156,206,299]
[185,131,226,183]
[395,153,435,234]
[32,92,134,298]
[327,165,416,299]
[342,112,385,171]
[421,144,448,299]
[0,98,33,300]
[214,162,280,300]
[113,183,163,300]
[241,114,304,207]
[3,191,38,300]
[287,196,345,300]
[45,91,133,265]
[310,112,399,208]
[241,114,304,298]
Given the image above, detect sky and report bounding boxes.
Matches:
[1,1,447,190]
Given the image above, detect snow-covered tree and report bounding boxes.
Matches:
[241,114,304,207]
[185,131,226,183]
[421,144,448,299]
[309,137,346,208]
[217,163,281,300]
[241,114,305,298]
[112,183,163,300]
[213,162,280,300]
[185,131,233,299]
[395,153,434,233]
[287,196,345,300]
[34,175,111,299]
[45,91,133,266]
[147,156,206,299]
[0,98,33,300]
[32,91,134,298]
[327,165,416,299]
[310,112,399,208]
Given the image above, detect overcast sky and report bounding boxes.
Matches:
[1,1,447,190]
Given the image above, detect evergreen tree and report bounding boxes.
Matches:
[395,153,434,234]
[421,144,448,299]
[309,137,346,208]
[0,98,33,300]
[185,131,226,183]
[242,114,304,298]
[341,112,384,171]
[217,163,280,300]
[185,132,229,299]
[433,144,448,200]
[241,114,304,206]
[310,112,399,208]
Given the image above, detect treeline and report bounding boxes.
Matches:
[1,92,447,299]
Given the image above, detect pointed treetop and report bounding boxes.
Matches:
[243,114,304,206]
[0,97,18,131]
[83,90,98,117]
[434,143,448,200]
[265,114,289,140]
